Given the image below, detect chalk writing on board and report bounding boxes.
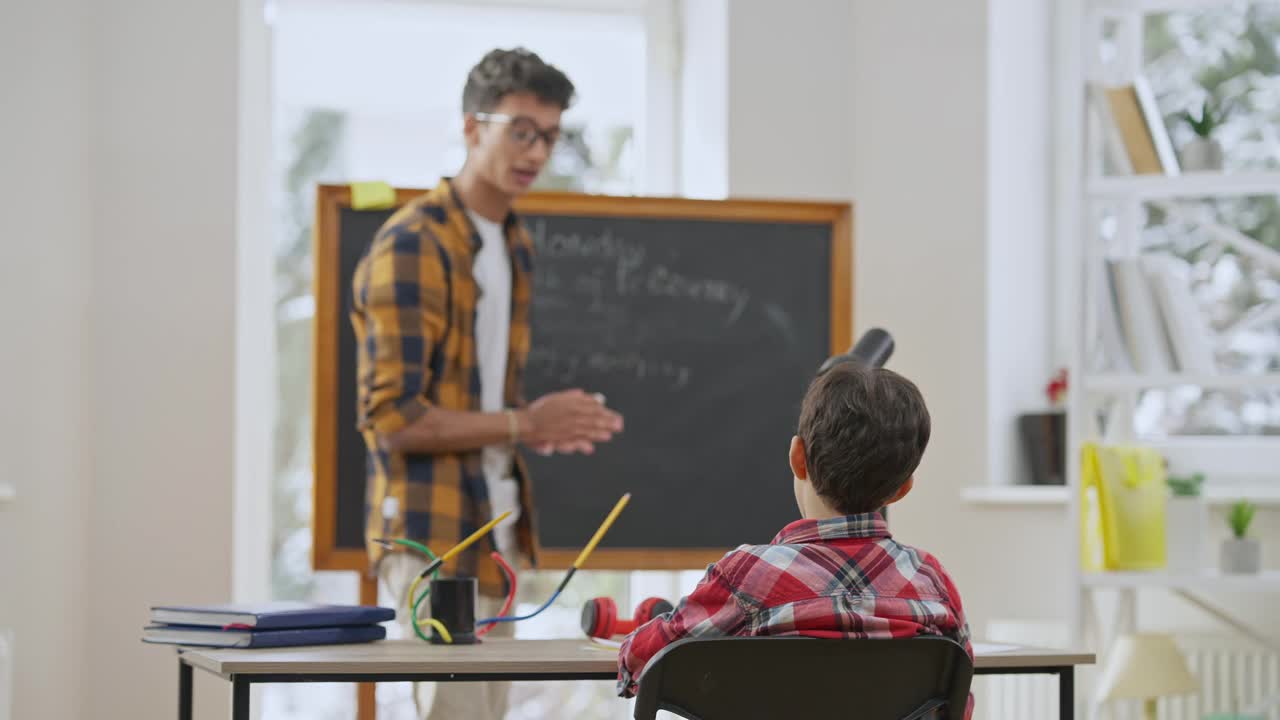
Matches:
[530,219,751,326]
[527,346,692,390]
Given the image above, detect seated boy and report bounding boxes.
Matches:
[616,362,972,714]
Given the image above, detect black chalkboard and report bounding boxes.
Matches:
[313,186,851,571]
[332,208,393,555]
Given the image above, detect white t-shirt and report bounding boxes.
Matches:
[468,210,520,558]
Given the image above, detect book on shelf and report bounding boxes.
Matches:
[1094,256,1134,372]
[1098,254,1219,376]
[1088,84,1135,176]
[1093,77,1180,177]
[1141,254,1217,375]
[1108,257,1177,373]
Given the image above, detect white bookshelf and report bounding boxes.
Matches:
[1094,0,1277,11]
[1058,1,1280,714]
[963,483,1280,507]
[961,485,1071,506]
[1083,372,1280,392]
[1081,570,1280,593]
[1087,171,1280,198]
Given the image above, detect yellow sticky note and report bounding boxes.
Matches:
[350,181,396,210]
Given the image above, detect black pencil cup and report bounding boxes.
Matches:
[429,576,478,644]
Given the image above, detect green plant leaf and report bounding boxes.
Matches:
[1167,473,1205,497]
[1180,98,1226,138]
[1229,500,1257,538]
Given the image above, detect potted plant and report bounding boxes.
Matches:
[1221,500,1260,574]
[1178,98,1228,171]
[1165,472,1206,573]
[1018,369,1067,485]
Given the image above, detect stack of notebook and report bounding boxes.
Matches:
[142,602,396,649]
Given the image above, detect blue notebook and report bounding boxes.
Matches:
[142,623,386,648]
[149,602,395,630]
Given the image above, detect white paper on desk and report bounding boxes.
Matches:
[587,637,622,649]
[973,643,1019,654]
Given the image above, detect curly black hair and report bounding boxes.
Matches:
[462,47,575,113]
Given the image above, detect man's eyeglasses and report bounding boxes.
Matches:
[473,112,560,150]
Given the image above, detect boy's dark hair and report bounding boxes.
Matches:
[797,363,931,514]
[462,48,575,113]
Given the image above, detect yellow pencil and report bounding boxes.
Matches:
[573,493,631,569]
[440,510,513,564]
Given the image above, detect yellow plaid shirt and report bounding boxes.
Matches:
[351,178,536,597]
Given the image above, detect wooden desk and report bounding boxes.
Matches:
[175,638,1094,719]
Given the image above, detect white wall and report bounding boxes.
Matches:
[987,0,1054,494]
[0,2,92,719]
[709,0,1073,635]
[725,0,853,201]
[83,0,244,715]
[1,0,252,717]
[849,0,1065,634]
[236,0,277,609]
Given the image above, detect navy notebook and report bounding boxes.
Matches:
[142,623,386,648]
[149,602,396,630]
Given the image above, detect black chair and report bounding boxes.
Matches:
[632,636,973,720]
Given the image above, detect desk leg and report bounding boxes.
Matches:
[232,677,250,720]
[358,573,378,720]
[1059,668,1074,720]
[179,660,193,720]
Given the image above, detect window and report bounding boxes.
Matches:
[1085,5,1280,440]
[1134,5,1280,437]
[267,2,672,717]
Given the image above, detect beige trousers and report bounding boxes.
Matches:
[379,553,517,720]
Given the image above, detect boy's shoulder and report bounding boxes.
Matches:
[898,544,966,607]
[696,542,806,607]
[714,530,910,570]
[709,536,963,605]
[713,540,804,572]
[902,543,957,578]
[706,538,860,596]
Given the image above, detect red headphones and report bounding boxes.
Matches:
[580,596,674,639]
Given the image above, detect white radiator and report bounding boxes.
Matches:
[1155,635,1280,720]
[976,671,1063,719]
[976,620,1073,720]
[977,627,1280,720]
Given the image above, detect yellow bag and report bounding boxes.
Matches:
[1080,442,1167,571]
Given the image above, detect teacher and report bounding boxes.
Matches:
[350,47,624,720]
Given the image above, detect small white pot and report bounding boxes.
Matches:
[1180,137,1224,171]
[1166,496,1207,573]
[1221,537,1261,574]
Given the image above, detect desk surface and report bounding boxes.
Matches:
[178,638,1094,679]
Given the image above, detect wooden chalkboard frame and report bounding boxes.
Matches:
[312,184,853,574]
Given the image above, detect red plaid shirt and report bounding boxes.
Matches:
[617,513,973,716]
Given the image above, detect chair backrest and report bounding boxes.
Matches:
[632,636,973,720]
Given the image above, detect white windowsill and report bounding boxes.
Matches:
[963,483,1280,507]
[1082,570,1280,592]
[1086,170,1280,198]
[961,485,1070,506]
